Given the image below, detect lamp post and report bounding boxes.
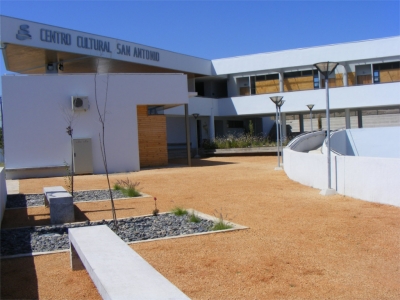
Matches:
[307,104,314,132]
[269,96,283,170]
[192,113,200,158]
[313,62,339,195]
[277,99,285,165]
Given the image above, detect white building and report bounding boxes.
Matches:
[1,15,399,179]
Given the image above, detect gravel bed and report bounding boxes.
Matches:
[6,190,130,209]
[1,214,215,256]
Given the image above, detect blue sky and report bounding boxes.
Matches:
[0,0,399,74]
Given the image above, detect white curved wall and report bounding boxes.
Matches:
[284,148,400,207]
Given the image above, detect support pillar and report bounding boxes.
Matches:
[209,110,215,141]
[299,114,304,133]
[184,104,192,166]
[342,64,348,87]
[357,109,363,128]
[345,108,351,129]
[279,72,284,92]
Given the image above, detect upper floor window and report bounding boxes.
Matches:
[373,62,400,84]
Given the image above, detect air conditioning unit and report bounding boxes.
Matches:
[71,96,89,111]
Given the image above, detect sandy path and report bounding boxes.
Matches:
[1,156,399,299]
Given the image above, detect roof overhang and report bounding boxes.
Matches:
[0,15,212,76]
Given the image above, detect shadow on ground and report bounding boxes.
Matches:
[1,205,39,299]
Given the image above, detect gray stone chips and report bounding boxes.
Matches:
[2,190,215,257]
[1,214,214,257]
[6,190,127,209]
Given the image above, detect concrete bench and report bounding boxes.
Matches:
[43,186,74,224]
[69,225,190,300]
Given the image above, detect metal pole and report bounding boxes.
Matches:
[275,106,280,168]
[279,105,283,165]
[184,104,192,167]
[310,109,313,132]
[195,119,199,158]
[325,78,331,189]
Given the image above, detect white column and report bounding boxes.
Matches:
[208,100,215,142]
[279,72,284,92]
[209,110,215,141]
[342,64,348,87]
[345,108,351,129]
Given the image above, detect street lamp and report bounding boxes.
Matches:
[307,104,314,132]
[277,99,285,165]
[192,113,200,158]
[314,61,339,195]
[270,96,283,170]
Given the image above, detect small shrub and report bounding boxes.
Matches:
[153,197,159,216]
[211,220,233,231]
[63,161,72,194]
[189,212,201,223]
[171,207,188,216]
[211,208,234,231]
[113,178,141,197]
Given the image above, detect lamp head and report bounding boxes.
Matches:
[307,104,314,110]
[313,61,339,78]
[277,99,285,108]
[192,113,199,119]
[270,96,283,105]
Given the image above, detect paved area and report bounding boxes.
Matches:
[1,156,399,299]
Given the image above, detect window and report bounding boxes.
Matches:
[373,61,400,84]
[373,70,380,83]
[147,106,164,115]
[227,120,244,128]
[313,70,320,89]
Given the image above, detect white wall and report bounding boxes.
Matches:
[215,82,400,116]
[0,167,7,227]
[2,73,188,178]
[347,127,400,158]
[211,37,400,75]
[284,128,400,207]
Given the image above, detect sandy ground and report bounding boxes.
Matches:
[1,156,400,300]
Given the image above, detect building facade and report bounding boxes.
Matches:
[1,15,399,178]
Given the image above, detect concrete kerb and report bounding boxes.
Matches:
[0,209,248,259]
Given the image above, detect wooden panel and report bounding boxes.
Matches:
[320,74,343,88]
[380,69,400,83]
[283,76,313,92]
[255,79,279,94]
[357,75,372,85]
[335,73,344,87]
[240,87,250,96]
[137,105,168,167]
[347,72,356,86]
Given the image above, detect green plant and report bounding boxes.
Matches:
[211,208,233,231]
[189,212,201,223]
[113,178,141,197]
[211,134,277,150]
[248,120,254,136]
[211,220,233,231]
[171,207,188,216]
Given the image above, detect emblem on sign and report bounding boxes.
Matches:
[16,25,32,40]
